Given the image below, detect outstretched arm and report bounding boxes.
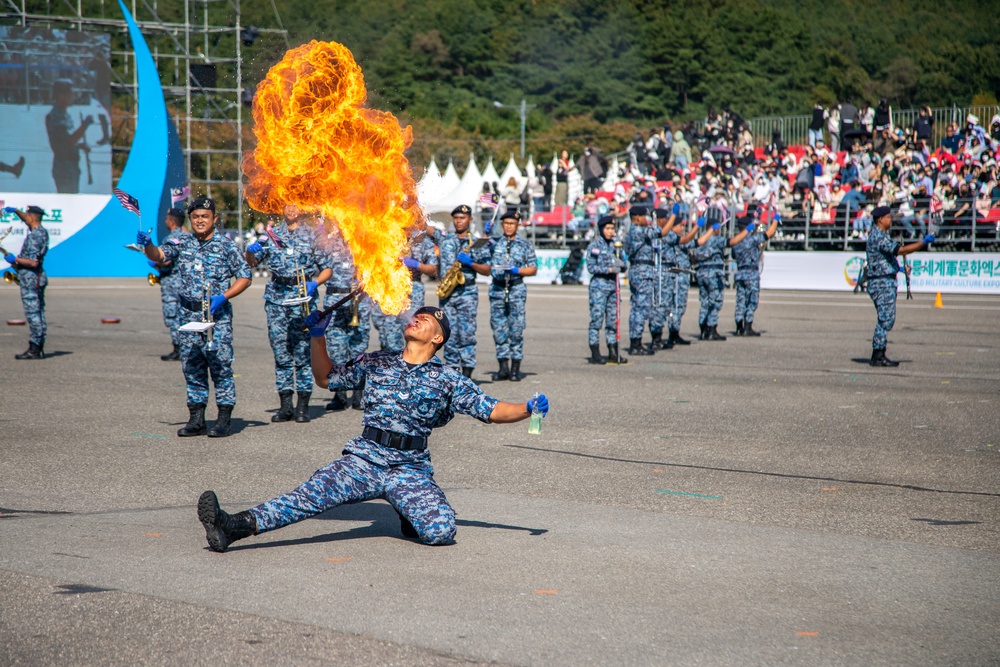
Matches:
[488,401,533,424]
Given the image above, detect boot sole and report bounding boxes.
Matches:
[197,491,229,552]
[178,427,206,437]
[207,428,231,438]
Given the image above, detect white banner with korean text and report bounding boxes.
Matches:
[759,251,1000,294]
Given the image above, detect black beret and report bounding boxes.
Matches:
[629,205,650,217]
[25,205,45,216]
[451,204,472,216]
[414,306,450,345]
[598,215,616,229]
[166,208,185,220]
[872,205,892,219]
[500,208,520,221]
[652,208,670,219]
[188,197,216,214]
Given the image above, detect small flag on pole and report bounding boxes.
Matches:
[113,188,141,216]
[170,186,191,204]
[478,192,500,208]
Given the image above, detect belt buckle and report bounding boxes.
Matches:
[389,433,403,449]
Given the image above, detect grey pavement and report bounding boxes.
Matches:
[1,280,998,666]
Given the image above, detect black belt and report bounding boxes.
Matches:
[492,277,523,288]
[270,274,299,287]
[362,425,427,451]
[179,296,203,311]
[867,274,896,280]
[592,273,617,280]
[632,259,655,266]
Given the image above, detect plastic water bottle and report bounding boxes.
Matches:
[528,392,542,435]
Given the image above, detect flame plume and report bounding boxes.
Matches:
[244,40,418,315]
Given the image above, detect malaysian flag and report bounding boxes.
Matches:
[170,186,191,204]
[478,192,500,208]
[113,188,140,216]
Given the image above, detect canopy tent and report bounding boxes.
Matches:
[499,153,524,189]
[481,156,500,189]
[416,157,444,205]
[422,154,486,214]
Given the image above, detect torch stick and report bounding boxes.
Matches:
[301,287,363,332]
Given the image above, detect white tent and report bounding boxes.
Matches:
[525,155,536,180]
[499,153,523,189]
[439,159,460,195]
[481,156,500,188]
[416,157,443,205]
[423,154,487,214]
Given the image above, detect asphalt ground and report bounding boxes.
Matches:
[1,279,998,666]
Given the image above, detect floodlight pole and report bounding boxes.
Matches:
[493,98,537,160]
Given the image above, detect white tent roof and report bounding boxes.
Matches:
[422,154,487,214]
[439,159,460,194]
[499,154,523,188]
[525,156,536,180]
[481,156,500,188]
[416,157,443,204]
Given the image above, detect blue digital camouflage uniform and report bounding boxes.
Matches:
[586,235,624,346]
[488,235,537,361]
[160,232,251,406]
[248,351,499,545]
[15,225,49,346]
[865,226,902,350]
[370,234,437,352]
[320,232,371,364]
[669,237,695,332]
[650,229,678,335]
[158,227,192,347]
[693,235,727,327]
[623,223,660,340]
[438,231,490,368]
[247,222,330,393]
[731,231,766,324]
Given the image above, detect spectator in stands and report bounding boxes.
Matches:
[990,115,1000,144]
[901,185,929,238]
[577,145,608,194]
[628,133,649,176]
[537,160,552,212]
[873,99,892,154]
[841,156,860,185]
[859,102,874,133]
[840,98,858,147]
[555,150,573,206]
[528,170,545,214]
[670,131,691,171]
[502,176,521,212]
[808,102,826,148]
[947,182,975,237]
[646,128,666,174]
[941,123,963,154]
[914,105,934,145]
[827,104,841,152]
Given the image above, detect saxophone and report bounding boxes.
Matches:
[436,234,474,299]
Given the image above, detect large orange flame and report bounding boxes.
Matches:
[243,40,418,315]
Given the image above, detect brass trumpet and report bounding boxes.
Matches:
[296,266,310,319]
[349,287,361,327]
[148,272,160,286]
[3,270,18,285]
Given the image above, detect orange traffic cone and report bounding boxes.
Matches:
[934,292,943,308]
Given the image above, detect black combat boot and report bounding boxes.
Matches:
[178,403,207,437]
[160,343,180,361]
[707,325,727,341]
[271,391,294,423]
[510,359,522,382]
[870,348,900,367]
[628,338,653,355]
[294,392,311,423]
[351,377,366,410]
[698,322,708,340]
[668,329,690,346]
[734,321,745,336]
[650,330,664,349]
[326,390,348,411]
[588,343,607,364]
[496,358,511,381]
[606,343,628,364]
[14,342,43,360]
[461,366,474,378]
[197,490,257,553]
[207,405,234,438]
[744,322,760,337]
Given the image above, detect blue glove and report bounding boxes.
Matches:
[773,212,781,224]
[696,216,706,228]
[746,223,756,234]
[671,202,681,216]
[484,220,494,236]
[4,253,16,265]
[136,230,152,247]
[147,259,158,268]
[402,257,420,269]
[457,252,473,266]
[305,280,318,296]
[526,393,549,417]
[304,309,331,337]
[506,266,520,276]
[209,294,228,315]
[2,206,16,214]
[246,242,263,254]
[711,223,721,231]
[923,233,935,245]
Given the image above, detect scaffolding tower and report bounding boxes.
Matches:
[1,0,288,236]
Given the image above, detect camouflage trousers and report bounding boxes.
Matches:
[20,281,46,346]
[669,273,691,332]
[489,283,527,360]
[650,272,676,334]
[265,301,314,393]
[734,273,760,323]
[179,312,235,406]
[588,276,618,346]
[439,287,478,368]
[160,282,181,345]
[867,277,897,350]
[628,272,655,340]
[697,268,725,326]
[324,292,371,364]
[249,449,456,546]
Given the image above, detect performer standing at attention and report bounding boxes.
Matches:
[3,205,49,360]
[487,209,537,382]
[150,207,191,361]
[197,306,549,551]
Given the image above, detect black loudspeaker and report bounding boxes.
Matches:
[189,64,217,90]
